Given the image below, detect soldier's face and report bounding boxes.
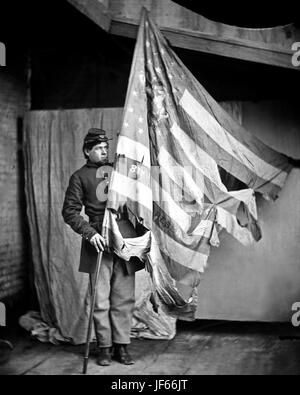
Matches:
[86,142,109,164]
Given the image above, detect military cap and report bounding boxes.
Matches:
[83,128,113,146]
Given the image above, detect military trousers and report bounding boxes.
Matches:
[90,252,135,348]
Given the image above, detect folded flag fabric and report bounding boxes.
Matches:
[102,9,292,319]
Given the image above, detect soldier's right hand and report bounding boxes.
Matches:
[90,233,106,253]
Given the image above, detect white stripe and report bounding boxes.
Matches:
[152,177,214,238]
[158,146,204,208]
[152,178,191,232]
[109,171,152,212]
[171,122,258,219]
[180,89,288,188]
[170,122,227,192]
[152,223,208,273]
[216,206,254,246]
[116,135,150,168]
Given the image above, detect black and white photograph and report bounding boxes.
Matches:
[1,0,300,379]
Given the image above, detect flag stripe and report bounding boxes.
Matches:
[170,122,227,192]
[112,158,206,233]
[159,248,201,286]
[154,246,201,303]
[178,100,283,199]
[152,165,200,210]
[153,176,255,248]
[170,122,258,219]
[189,82,290,171]
[180,89,288,188]
[153,176,215,237]
[116,136,151,169]
[158,146,204,206]
[152,177,192,233]
[153,202,212,254]
[159,139,258,230]
[152,222,208,273]
[113,155,151,187]
[106,191,153,230]
[148,242,199,309]
[108,171,152,212]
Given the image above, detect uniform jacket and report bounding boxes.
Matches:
[62,160,144,274]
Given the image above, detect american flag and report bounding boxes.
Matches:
[102,9,292,318]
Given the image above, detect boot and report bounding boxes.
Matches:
[96,347,112,366]
[113,344,135,365]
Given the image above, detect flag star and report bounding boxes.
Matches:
[145,21,149,27]
[146,41,150,48]
[138,128,144,134]
[138,116,144,123]
[133,90,138,97]
[124,122,129,128]
[147,59,152,65]
[155,67,161,74]
[128,107,134,113]
[161,49,165,55]
[168,74,173,79]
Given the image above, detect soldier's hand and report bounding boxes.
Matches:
[90,233,106,253]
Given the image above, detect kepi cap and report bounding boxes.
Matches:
[83,128,113,146]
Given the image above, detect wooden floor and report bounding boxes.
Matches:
[1,320,300,375]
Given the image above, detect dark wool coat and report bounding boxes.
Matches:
[62,160,144,274]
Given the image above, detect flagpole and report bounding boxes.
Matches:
[82,250,103,375]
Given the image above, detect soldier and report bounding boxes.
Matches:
[62,128,135,366]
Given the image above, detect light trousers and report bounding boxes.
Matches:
[90,252,135,348]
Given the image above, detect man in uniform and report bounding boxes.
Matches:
[62,128,135,366]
